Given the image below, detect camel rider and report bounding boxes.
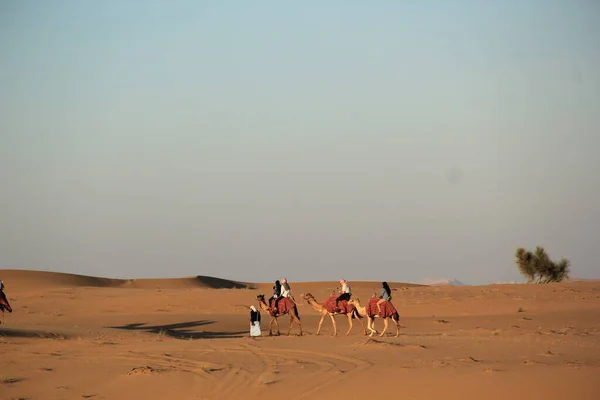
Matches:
[280,278,295,302]
[376,281,392,315]
[270,280,282,315]
[335,279,351,310]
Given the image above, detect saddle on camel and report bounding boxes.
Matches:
[268,296,296,317]
[323,294,353,314]
[365,297,397,318]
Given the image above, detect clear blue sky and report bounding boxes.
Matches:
[1,1,599,284]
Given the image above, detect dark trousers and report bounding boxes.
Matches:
[336,292,351,306]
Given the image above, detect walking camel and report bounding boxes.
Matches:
[256,294,302,336]
[301,293,367,336]
[349,296,400,337]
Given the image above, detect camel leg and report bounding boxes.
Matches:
[379,318,389,337]
[354,310,367,335]
[345,313,353,336]
[368,317,376,337]
[316,313,327,335]
[367,317,377,336]
[330,314,337,336]
[274,317,281,335]
[287,314,293,336]
[295,312,302,336]
[394,316,400,337]
[359,316,367,335]
[374,317,381,334]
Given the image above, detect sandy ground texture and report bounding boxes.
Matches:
[1,269,599,400]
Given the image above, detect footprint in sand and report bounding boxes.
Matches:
[127,366,165,375]
[257,371,279,385]
[483,368,499,373]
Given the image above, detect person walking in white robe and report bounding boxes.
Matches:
[250,305,261,337]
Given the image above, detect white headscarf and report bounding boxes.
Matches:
[250,305,257,312]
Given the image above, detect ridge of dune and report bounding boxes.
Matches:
[0,269,254,290]
[0,269,425,291]
[0,269,122,288]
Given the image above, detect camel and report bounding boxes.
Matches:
[301,293,367,336]
[0,289,12,325]
[256,294,302,336]
[349,296,400,337]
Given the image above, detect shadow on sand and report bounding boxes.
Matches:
[0,327,70,339]
[108,320,247,339]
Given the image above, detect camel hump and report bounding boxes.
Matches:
[366,298,397,318]
[323,295,353,314]
[270,297,297,316]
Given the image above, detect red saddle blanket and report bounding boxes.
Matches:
[269,297,296,316]
[323,295,353,314]
[366,298,397,318]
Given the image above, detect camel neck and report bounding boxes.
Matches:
[306,298,323,311]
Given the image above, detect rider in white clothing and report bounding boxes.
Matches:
[280,278,295,302]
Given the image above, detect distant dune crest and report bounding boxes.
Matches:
[0,269,426,290]
[0,269,253,290]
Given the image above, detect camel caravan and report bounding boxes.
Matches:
[256,279,400,337]
[1,276,400,338]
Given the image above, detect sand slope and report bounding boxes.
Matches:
[1,269,599,400]
[0,269,254,290]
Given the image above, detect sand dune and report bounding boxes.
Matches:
[0,269,254,290]
[0,269,423,292]
[1,269,599,400]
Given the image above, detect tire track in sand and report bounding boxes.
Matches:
[277,347,372,400]
[203,346,254,399]
[236,344,372,399]
[122,350,224,382]
[122,346,251,399]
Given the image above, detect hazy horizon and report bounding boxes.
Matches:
[1,1,599,285]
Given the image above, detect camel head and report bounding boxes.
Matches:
[301,293,315,301]
[256,294,266,304]
[349,298,361,307]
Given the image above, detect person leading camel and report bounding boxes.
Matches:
[335,279,352,310]
[376,281,392,315]
[250,305,262,337]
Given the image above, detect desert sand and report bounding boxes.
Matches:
[1,269,599,400]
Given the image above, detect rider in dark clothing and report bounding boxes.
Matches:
[377,281,392,314]
[269,280,282,315]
